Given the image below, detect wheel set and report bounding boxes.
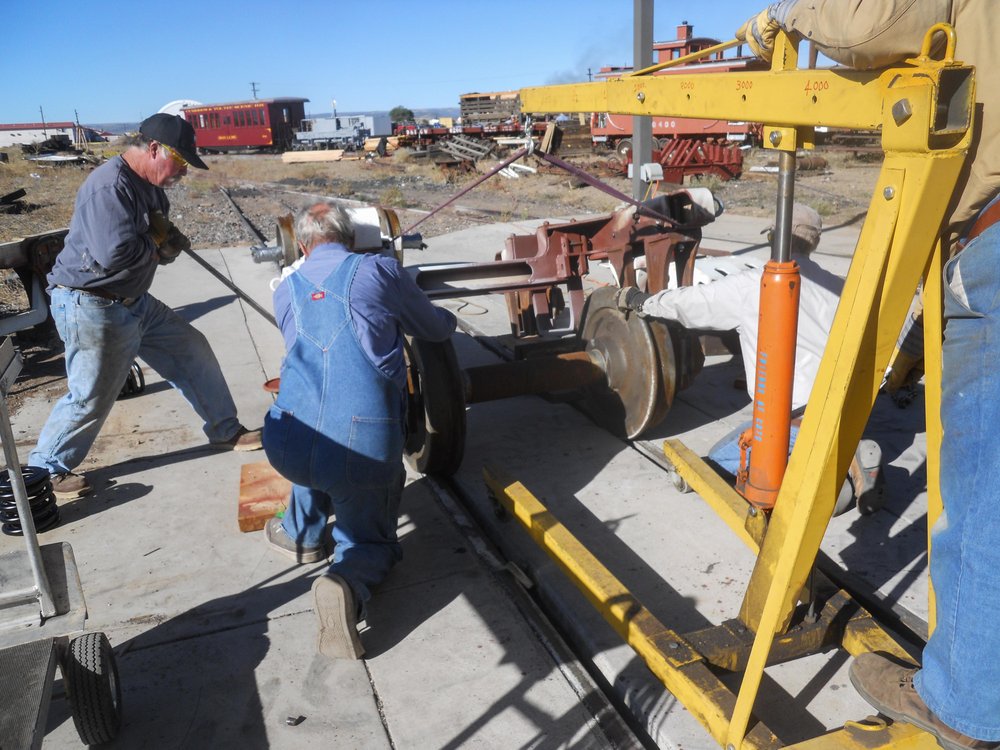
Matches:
[402,287,702,476]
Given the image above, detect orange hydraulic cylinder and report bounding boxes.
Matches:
[742,259,801,509]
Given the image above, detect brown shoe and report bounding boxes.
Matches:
[312,574,364,660]
[849,652,998,750]
[51,472,92,500]
[211,426,263,452]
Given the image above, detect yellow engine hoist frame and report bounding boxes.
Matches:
[484,26,973,750]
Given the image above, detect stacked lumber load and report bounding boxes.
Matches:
[363,136,400,154]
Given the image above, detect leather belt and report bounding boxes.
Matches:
[59,286,138,306]
[960,199,1000,249]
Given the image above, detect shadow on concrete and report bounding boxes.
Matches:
[45,564,319,748]
[45,474,613,748]
[173,294,239,324]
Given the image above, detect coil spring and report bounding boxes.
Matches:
[0,466,59,536]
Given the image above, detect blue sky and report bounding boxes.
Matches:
[5,1,757,125]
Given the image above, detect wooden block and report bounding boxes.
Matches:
[238,460,291,532]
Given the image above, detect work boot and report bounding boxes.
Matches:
[850,652,998,750]
[312,573,365,660]
[264,516,326,564]
[211,426,263,452]
[51,472,92,500]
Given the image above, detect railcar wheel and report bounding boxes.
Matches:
[578,287,678,439]
[65,632,122,746]
[404,337,466,476]
[616,138,633,159]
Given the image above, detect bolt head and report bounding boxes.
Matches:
[883,186,896,200]
[768,130,782,146]
[636,91,645,102]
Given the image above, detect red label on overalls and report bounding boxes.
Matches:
[311,291,325,301]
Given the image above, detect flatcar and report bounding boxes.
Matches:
[182,97,309,153]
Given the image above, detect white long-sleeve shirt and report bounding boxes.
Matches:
[639,256,843,410]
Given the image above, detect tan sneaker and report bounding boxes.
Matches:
[263,517,325,564]
[51,472,92,500]
[850,653,998,750]
[211,426,262,452]
[312,574,364,660]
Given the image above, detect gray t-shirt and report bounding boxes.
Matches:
[48,155,166,299]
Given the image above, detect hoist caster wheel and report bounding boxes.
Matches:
[488,491,509,520]
[669,469,691,494]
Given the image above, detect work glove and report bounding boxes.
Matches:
[736,6,782,63]
[614,286,651,314]
[157,225,191,265]
[148,210,172,246]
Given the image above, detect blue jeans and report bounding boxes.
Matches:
[914,225,1000,740]
[265,408,405,605]
[29,287,242,475]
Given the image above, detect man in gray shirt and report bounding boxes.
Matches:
[29,113,261,499]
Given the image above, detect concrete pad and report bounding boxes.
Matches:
[2,205,929,749]
[409,210,929,746]
[1,246,628,749]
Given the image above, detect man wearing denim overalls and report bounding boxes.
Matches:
[264,201,456,659]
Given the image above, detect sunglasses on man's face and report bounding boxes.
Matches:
[161,143,188,169]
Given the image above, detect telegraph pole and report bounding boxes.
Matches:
[250,82,260,99]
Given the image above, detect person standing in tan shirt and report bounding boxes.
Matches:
[737,3,1000,748]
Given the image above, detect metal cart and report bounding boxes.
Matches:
[0,336,122,747]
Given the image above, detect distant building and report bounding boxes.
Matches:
[0,122,103,148]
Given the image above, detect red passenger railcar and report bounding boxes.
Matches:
[182,97,309,153]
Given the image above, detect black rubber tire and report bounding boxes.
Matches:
[403,337,466,476]
[65,632,122,745]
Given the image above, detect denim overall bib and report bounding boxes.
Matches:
[264,252,405,603]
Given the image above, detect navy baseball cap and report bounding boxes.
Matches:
[139,113,208,170]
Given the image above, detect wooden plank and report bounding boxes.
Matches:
[238,460,290,532]
[280,150,344,164]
